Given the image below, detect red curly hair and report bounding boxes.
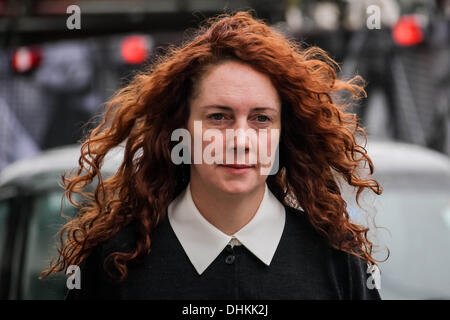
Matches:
[41,11,383,282]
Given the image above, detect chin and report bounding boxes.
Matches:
[215,179,259,195]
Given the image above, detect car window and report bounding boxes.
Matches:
[0,200,9,269]
[21,190,79,300]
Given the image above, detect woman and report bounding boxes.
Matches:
[41,11,384,299]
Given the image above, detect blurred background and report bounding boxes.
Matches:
[0,0,449,300]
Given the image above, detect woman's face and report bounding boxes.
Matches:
[187,60,281,195]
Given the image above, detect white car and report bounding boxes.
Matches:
[340,139,450,299]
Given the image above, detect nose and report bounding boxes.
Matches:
[229,117,250,152]
[224,116,259,165]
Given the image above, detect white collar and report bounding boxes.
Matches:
[167,182,286,275]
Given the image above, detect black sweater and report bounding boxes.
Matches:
[65,205,381,300]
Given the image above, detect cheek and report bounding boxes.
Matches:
[186,118,197,139]
[191,163,216,179]
[258,129,280,156]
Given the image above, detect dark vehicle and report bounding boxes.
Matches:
[0,140,449,299]
[0,144,123,299]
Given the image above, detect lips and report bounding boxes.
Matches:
[219,164,255,169]
[218,164,256,175]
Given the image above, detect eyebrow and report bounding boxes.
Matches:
[201,105,279,113]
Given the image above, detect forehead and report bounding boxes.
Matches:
[190,60,281,112]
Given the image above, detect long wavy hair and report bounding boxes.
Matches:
[41,11,384,283]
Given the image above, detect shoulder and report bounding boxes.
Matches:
[283,204,369,265]
[65,220,140,300]
[76,220,139,278]
[283,204,364,260]
[99,220,139,257]
[281,204,339,265]
[282,205,381,299]
[283,204,331,247]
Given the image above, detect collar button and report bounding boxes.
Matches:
[225,244,233,253]
[225,254,235,264]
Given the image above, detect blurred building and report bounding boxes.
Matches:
[0,0,449,168]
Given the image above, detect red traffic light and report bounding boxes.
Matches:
[121,35,149,64]
[12,46,41,73]
[393,16,424,46]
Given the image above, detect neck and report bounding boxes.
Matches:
[189,180,266,236]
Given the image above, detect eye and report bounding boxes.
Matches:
[255,115,271,122]
[208,113,226,121]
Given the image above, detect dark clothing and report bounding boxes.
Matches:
[65,205,381,300]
